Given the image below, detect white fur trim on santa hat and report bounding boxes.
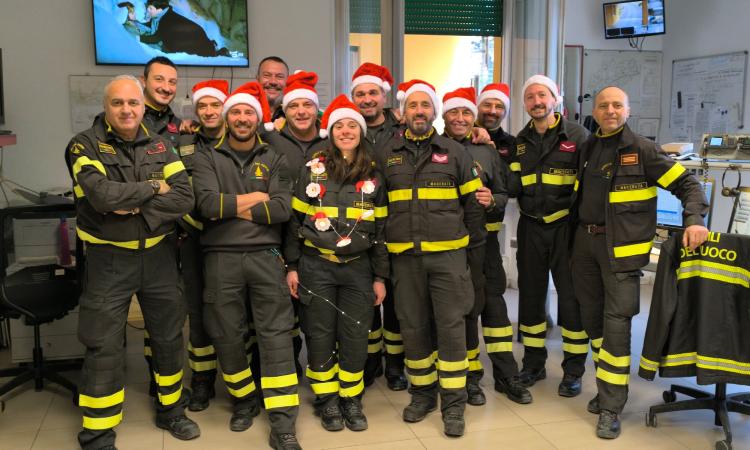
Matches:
[193,87,227,105]
[282,88,319,110]
[522,75,563,107]
[351,75,391,93]
[442,97,478,119]
[397,83,440,115]
[320,107,367,139]
[477,89,510,113]
[223,93,265,121]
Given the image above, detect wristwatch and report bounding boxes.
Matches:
[149,179,161,195]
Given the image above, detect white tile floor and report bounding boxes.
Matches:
[1,286,749,450]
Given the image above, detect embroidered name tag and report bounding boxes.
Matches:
[614,182,647,191]
[620,153,639,166]
[179,144,195,156]
[353,201,374,209]
[387,155,403,166]
[516,143,526,155]
[98,142,116,155]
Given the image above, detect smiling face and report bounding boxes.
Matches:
[404,91,435,136]
[104,78,145,140]
[352,83,386,123]
[257,59,288,106]
[142,62,177,108]
[478,98,506,129]
[226,104,259,142]
[195,96,224,131]
[285,98,318,134]
[523,84,556,120]
[331,118,362,153]
[593,86,630,134]
[443,107,475,139]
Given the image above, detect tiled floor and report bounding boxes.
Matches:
[1,286,749,450]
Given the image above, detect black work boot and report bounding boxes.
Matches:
[363,355,384,387]
[518,367,546,387]
[402,395,437,423]
[587,394,601,414]
[558,373,582,398]
[442,409,465,437]
[495,376,533,404]
[386,374,408,391]
[596,410,621,439]
[317,401,345,432]
[269,432,302,450]
[229,406,260,432]
[341,397,368,431]
[155,414,201,440]
[188,375,216,412]
[466,379,487,406]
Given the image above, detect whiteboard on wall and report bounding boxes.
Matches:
[582,50,662,136]
[669,51,748,146]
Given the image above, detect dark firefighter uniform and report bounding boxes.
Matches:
[174,127,224,409]
[570,123,707,414]
[66,116,194,450]
[284,160,389,415]
[191,134,300,434]
[485,124,515,164]
[376,128,485,418]
[362,107,407,388]
[510,112,589,380]
[452,134,521,395]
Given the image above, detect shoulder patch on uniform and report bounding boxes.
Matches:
[472,161,483,177]
[559,141,576,152]
[147,142,167,155]
[179,144,195,156]
[69,142,84,155]
[516,143,526,155]
[431,153,448,164]
[97,141,116,155]
[620,153,639,166]
[387,155,403,166]
[167,123,178,134]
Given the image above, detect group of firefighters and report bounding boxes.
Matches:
[65,55,710,450]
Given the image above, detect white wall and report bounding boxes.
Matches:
[563,0,663,51]
[0,0,334,199]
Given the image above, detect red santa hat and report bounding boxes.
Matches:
[282,70,319,110]
[223,81,274,131]
[351,63,394,94]
[478,83,511,113]
[521,75,562,107]
[192,79,229,104]
[396,79,439,115]
[442,87,478,118]
[319,94,367,139]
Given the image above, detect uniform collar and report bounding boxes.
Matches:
[94,115,151,144]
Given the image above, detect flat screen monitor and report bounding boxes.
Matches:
[656,178,713,230]
[603,0,666,39]
[92,0,249,67]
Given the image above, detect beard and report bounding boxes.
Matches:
[229,125,256,142]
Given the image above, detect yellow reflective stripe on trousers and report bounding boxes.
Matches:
[608,186,657,203]
[369,328,383,339]
[383,330,401,340]
[346,207,374,221]
[417,187,458,200]
[291,196,311,214]
[158,385,182,406]
[311,381,339,395]
[510,162,521,172]
[485,222,502,232]
[483,326,513,338]
[227,382,256,398]
[368,342,382,353]
[340,380,364,397]
[264,393,300,409]
[437,358,468,372]
[468,360,483,371]
[543,208,570,223]
[79,389,125,409]
[467,348,480,360]
[639,356,659,372]
[421,235,469,252]
[188,343,215,357]
[189,360,217,372]
[374,205,388,218]
[388,189,412,202]
[306,364,338,382]
[439,376,466,389]
[163,160,186,179]
[541,173,577,185]
[613,240,652,258]
[523,336,546,347]
[562,343,589,354]
[72,156,106,182]
[520,322,547,334]
[339,369,363,383]
[154,369,182,387]
[561,328,588,340]
[261,373,298,389]
[385,344,404,354]
[405,351,437,369]
[386,242,414,253]
[486,342,513,353]
[591,337,603,348]
[77,227,166,250]
[459,177,483,195]
[596,367,629,385]
[408,371,438,386]
[598,349,631,367]
[83,412,123,430]
[657,163,686,188]
[223,368,252,384]
[521,174,537,186]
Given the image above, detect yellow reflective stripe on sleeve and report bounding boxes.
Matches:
[408,371,438,386]
[339,369,363,383]
[599,349,631,368]
[154,370,182,387]
[303,239,335,254]
[486,342,513,353]
[459,177,483,195]
[468,360,483,371]
[383,330,402,341]
[522,337,546,348]
[467,348,480,360]
[519,322,547,334]
[264,394,300,409]
[374,205,388,218]
[541,173,577,185]
[163,160,186,179]
[339,380,364,397]
[436,358,469,372]
[405,351,438,369]
[485,222,502,232]
[311,381,339,395]
[510,162,521,172]
[483,326,513,338]
[143,346,152,356]
[77,227,166,250]
[608,186,657,203]
[261,373,298,389]
[574,179,580,192]
[639,356,659,372]
[219,193,224,218]
[562,343,590,354]
[346,207,374,221]
[521,174,537,186]
[306,364,338,382]
[291,196,310,214]
[613,240,653,258]
[388,189,412,202]
[182,214,203,230]
[72,156,107,182]
[386,242,415,253]
[83,412,123,430]
[189,360,217,372]
[74,184,85,198]
[368,342,382,353]
[385,344,404,354]
[158,386,182,406]
[561,328,588,340]
[543,208,570,223]
[227,382,257,398]
[417,187,458,200]
[310,206,339,218]
[439,376,466,389]
[263,201,271,223]
[420,235,470,252]
[188,343,215,357]
[223,368,252,384]
[596,367,629,385]
[657,163,686,188]
[79,389,124,409]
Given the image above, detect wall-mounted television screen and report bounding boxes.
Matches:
[603,0,665,39]
[92,0,249,67]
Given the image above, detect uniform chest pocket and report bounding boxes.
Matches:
[98,154,133,182]
[141,152,169,181]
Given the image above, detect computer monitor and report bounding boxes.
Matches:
[656,178,714,230]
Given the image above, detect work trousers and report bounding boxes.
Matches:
[466,231,518,383]
[364,278,405,383]
[571,228,640,414]
[77,242,188,450]
[203,249,299,434]
[392,249,473,414]
[516,216,588,376]
[298,254,373,409]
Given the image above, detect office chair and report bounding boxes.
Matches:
[0,264,80,401]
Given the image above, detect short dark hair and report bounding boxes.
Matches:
[256,56,289,77]
[144,56,176,78]
[146,0,170,10]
